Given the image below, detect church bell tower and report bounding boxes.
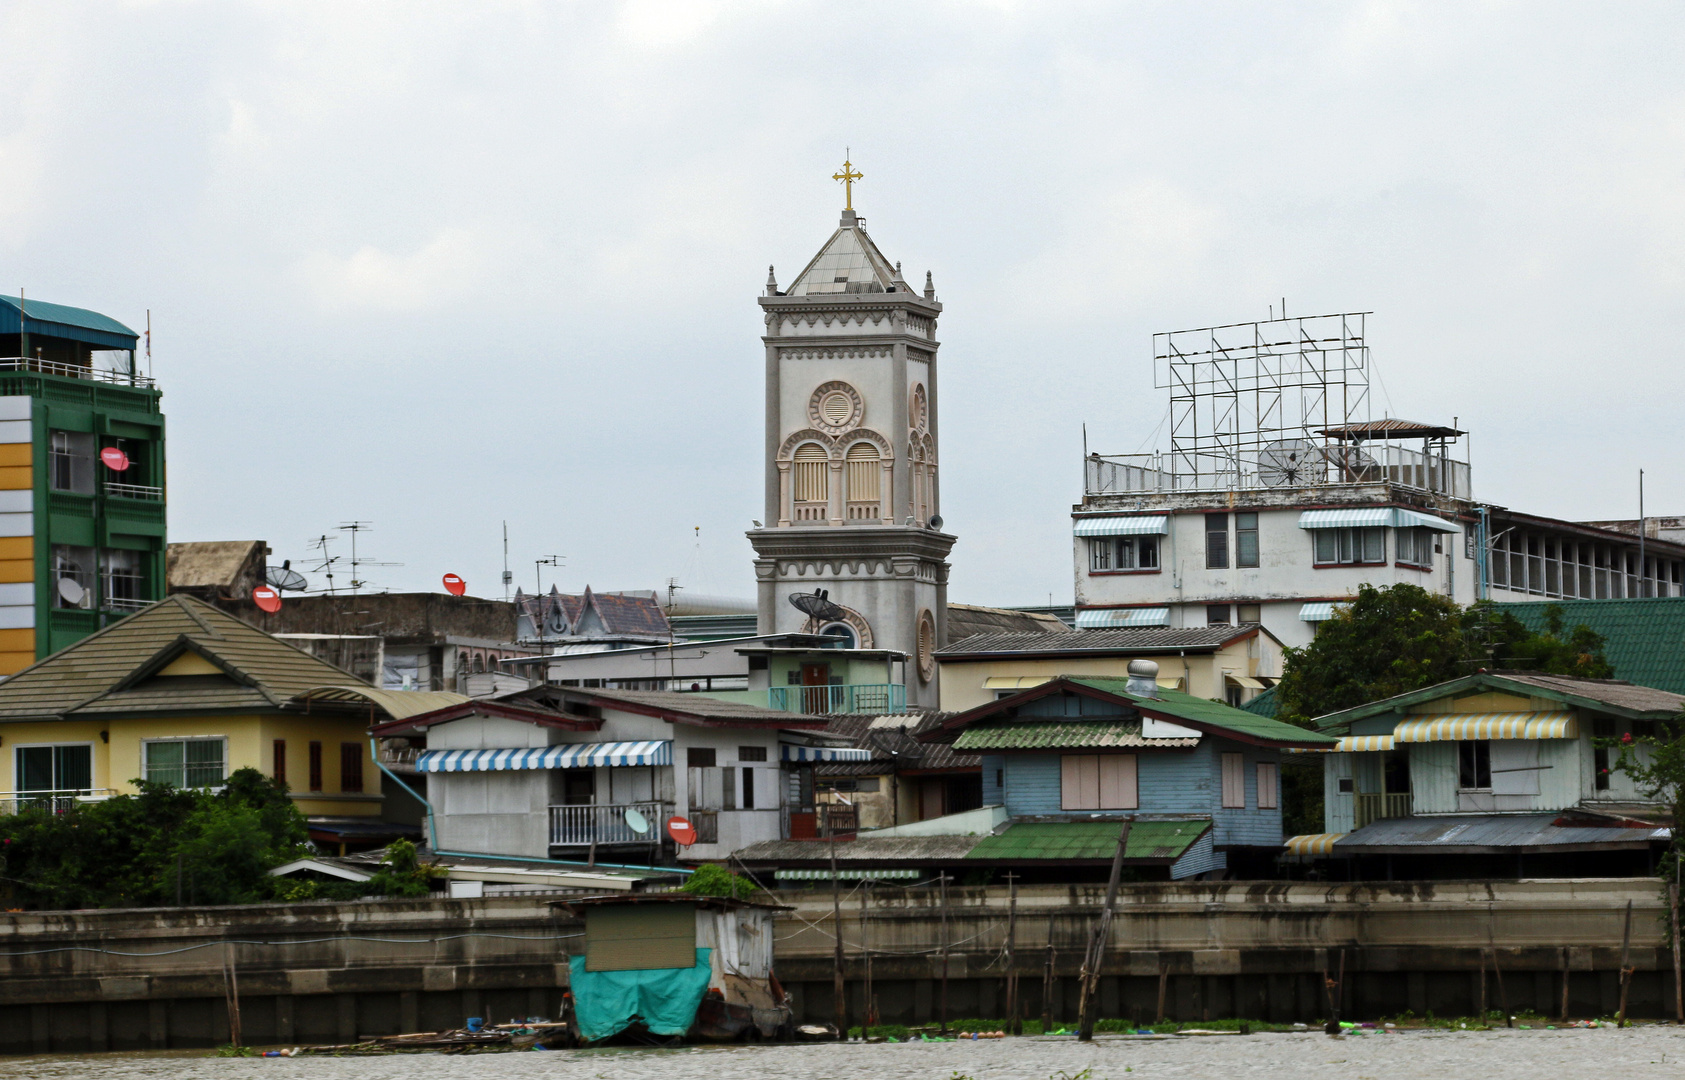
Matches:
[747,161,955,707]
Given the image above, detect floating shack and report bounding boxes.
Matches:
[556,894,792,1043]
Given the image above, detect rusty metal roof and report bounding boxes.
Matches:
[937,625,1264,658]
[1334,813,1669,854]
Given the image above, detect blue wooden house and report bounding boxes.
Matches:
[921,662,1337,880]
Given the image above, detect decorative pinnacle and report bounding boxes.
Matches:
[924,271,935,300]
[832,152,863,212]
[766,265,778,296]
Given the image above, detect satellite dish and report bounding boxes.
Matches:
[99,446,129,472]
[252,585,282,614]
[1325,444,1379,481]
[666,815,698,846]
[928,515,943,530]
[789,588,846,622]
[623,807,651,836]
[442,573,466,596]
[1258,439,1317,486]
[265,560,308,592]
[56,577,86,607]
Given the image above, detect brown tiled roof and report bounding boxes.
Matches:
[1483,672,1685,715]
[938,625,1264,657]
[585,590,672,637]
[0,595,368,722]
[946,604,1073,640]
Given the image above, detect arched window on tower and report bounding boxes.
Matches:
[845,442,880,520]
[792,443,829,521]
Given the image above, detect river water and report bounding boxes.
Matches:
[5,1028,1685,1080]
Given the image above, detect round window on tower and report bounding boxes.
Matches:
[819,622,857,649]
[808,381,863,432]
[910,383,928,432]
[916,609,937,683]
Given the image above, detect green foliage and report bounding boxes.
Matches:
[1276,586,1615,726]
[0,767,311,910]
[1609,709,1685,887]
[363,839,443,898]
[677,863,758,899]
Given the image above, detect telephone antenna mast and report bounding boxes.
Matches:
[336,521,402,594]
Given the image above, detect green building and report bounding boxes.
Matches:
[0,294,165,672]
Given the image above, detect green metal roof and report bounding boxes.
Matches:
[1490,598,1685,695]
[955,719,1197,751]
[966,819,1209,862]
[1064,677,1336,746]
[1241,687,1279,717]
[775,868,921,881]
[0,294,138,350]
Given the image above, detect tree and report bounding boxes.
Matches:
[1463,603,1615,679]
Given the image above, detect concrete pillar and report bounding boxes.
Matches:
[275,995,295,1043]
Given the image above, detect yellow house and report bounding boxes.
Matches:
[935,624,1284,713]
[0,595,463,829]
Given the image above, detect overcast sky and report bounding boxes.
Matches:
[4,2,1682,606]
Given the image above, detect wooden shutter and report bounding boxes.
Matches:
[1256,762,1278,809]
[793,444,829,503]
[308,741,323,792]
[1221,753,1246,808]
[272,739,286,785]
[1061,755,1099,810]
[845,442,880,503]
[585,903,697,972]
[1099,754,1137,809]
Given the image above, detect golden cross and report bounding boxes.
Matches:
[832,153,863,212]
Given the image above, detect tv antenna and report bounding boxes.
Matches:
[307,534,341,594]
[535,554,564,595]
[666,576,683,613]
[501,521,513,600]
[338,521,402,594]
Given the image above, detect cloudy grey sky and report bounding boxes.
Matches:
[4,2,1682,606]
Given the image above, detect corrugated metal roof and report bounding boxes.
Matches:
[0,595,372,721]
[555,686,828,724]
[966,820,1209,862]
[1072,515,1168,537]
[1241,687,1279,717]
[735,835,983,864]
[946,604,1075,639]
[0,293,138,349]
[1334,813,1670,854]
[1488,599,1685,695]
[1316,671,1685,731]
[939,625,1259,657]
[290,686,468,719]
[776,868,921,881]
[954,720,1198,751]
[1064,678,1339,747]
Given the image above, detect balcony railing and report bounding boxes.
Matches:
[1085,445,1471,499]
[768,683,906,715]
[105,482,164,501]
[0,358,155,389]
[0,789,117,815]
[549,801,672,846]
[1354,791,1412,829]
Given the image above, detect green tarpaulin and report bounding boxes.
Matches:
[569,947,714,1042]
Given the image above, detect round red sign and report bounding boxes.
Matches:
[666,816,698,846]
[442,573,466,596]
[252,586,282,614]
[99,447,129,471]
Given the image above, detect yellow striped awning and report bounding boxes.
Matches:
[983,676,1054,690]
[1336,735,1395,752]
[1394,712,1577,742]
[1284,833,1347,856]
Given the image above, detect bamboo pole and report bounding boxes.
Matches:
[830,825,846,1039]
[1078,818,1132,1041]
[1490,948,1512,1027]
[1559,947,1571,1023]
[1156,960,1169,1024]
[223,942,243,1048]
[1041,914,1057,1033]
[861,877,874,1029]
[1004,873,1020,1036]
[1618,898,1634,1028]
[1672,879,1682,1024]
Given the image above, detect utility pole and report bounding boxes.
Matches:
[1004,872,1020,1035]
[1077,817,1132,1040]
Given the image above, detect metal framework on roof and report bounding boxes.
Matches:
[1085,312,1470,499]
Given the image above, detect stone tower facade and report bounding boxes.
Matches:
[747,206,955,707]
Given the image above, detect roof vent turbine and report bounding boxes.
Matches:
[1126,658,1160,699]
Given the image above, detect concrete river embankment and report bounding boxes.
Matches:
[0,878,1675,1052]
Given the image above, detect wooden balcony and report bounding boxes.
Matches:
[548,801,670,847]
[1354,792,1412,829]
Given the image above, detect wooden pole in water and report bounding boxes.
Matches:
[1078,817,1132,1041]
[1477,950,1486,1022]
[862,877,874,1029]
[830,825,847,1039]
[1490,948,1512,1027]
[1156,959,1169,1024]
[1004,873,1020,1036]
[1042,913,1057,1032]
[1618,898,1634,1028]
[938,872,950,1033]
[1560,947,1571,1023]
[223,941,243,1048]
[1672,875,1683,1023]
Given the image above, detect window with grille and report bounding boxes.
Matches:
[145,739,226,789]
[309,741,323,791]
[845,442,880,506]
[1206,513,1229,569]
[1313,527,1386,565]
[16,744,92,792]
[792,444,829,504]
[49,430,95,494]
[102,548,146,608]
[1089,538,1112,571]
[51,545,95,609]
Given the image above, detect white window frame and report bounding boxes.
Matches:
[13,741,97,793]
[1313,526,1386,566]
[141,736,229,790]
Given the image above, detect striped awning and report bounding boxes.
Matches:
[1337,735,1395,752]
[1075,607,1171,629]
[776,868,921,881]
[1298,508,1459,533]
[780,744,874,762]
[984,676,1055,690]
[1299,602,1349,622]
[1284,833,1347,856]
[1394,712,1578,742]
[417,740,672,773]
[1073,515,1168,538]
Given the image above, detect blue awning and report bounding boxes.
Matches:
[780,744,873,762]
[417,740,672,772]
[1073,515,1168,537]
[1298,508,1459,532]
[1075,607,1170,629]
